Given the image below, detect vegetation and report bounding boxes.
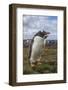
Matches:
[23,46,57,75]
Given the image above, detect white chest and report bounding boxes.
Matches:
[31,36,46,56]
[30,36,47,62]
[33,36,44,48]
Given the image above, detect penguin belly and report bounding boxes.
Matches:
[30,36,44,64]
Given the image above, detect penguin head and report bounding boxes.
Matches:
[35,30,50,39]
[42,31,50,39]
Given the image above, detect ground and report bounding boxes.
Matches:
[23,46,57,75]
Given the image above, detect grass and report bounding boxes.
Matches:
[23,46,57,75]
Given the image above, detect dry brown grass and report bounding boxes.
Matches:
[23,47,57,74]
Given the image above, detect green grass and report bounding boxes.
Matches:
[23,47,57,75]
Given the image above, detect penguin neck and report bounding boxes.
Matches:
[34,36,44,42]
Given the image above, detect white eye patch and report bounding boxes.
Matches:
[43,35,48,39]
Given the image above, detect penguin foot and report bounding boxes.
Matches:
[37,62,42,65]
[31,63,36,68]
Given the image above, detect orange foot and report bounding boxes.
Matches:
[31,63,36,68]
[37,62,42,65]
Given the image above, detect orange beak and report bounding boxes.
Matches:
[46,32,50,34]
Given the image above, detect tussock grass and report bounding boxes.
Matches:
[23,47,57,74]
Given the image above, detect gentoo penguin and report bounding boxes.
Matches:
[29,31,50,67]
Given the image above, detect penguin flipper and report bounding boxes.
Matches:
[28,39,34,59]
